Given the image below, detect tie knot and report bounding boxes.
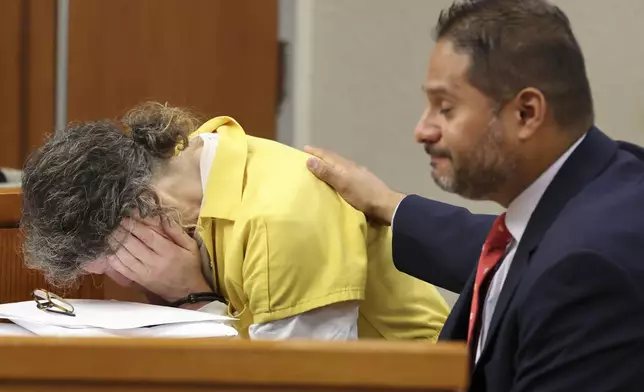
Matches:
[485,213,512,251]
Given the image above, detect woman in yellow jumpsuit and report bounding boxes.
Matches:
[21,102,449,340]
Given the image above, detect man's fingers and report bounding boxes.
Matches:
[304,145,362,190]
[306,156,337,183]
[304,146,339,183]
[304,145,351,166]
[303,145,331,160]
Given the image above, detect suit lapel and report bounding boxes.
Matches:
[473,127,617,368]
[440,269,476,341]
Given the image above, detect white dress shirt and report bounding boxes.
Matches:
[195,133,359,340]
[391,134,586,361]
[475,134,586,361]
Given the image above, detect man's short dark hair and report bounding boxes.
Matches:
[435,0,594,131]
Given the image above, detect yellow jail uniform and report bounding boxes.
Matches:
[190,116,449,340]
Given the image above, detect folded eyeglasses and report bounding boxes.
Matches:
[31,288,75,317]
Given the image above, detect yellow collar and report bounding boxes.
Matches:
[189,116,247,221]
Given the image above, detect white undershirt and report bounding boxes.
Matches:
[195,133,359,340]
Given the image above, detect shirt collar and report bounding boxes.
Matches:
[188,116,248,220]
[505,133,586,242]
[198,133,220,195]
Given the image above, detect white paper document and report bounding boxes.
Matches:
[0,323,36,337]
[0,299,238,339]
[11,319,238,338]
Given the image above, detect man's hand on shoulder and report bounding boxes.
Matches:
[304,145,405,225]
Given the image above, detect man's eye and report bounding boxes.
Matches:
[440,107,453,115]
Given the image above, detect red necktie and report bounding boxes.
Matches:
[467,213,512,347]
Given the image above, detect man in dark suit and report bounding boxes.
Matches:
[304,0,644,391]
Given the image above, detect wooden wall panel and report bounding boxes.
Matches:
[0,0,277,169]
[0,0,55,169]
[1,0,278,304]
[24,0,56,157]
[0,188,21,228]
[0,229,104,304]
[0,189,104,304]
[67,0,278,140]
[102,279,147,303]
[0,0,23,168]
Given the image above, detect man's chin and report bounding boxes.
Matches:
[432,171,456,193]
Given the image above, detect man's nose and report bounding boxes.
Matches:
[414,111,441,144]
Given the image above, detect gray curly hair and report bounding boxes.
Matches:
[20,102,202,287]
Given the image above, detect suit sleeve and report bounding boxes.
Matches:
[513,250,644,392]
[392,194,495,293]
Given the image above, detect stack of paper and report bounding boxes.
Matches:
[0,323,36,337]
[0,299,238,338]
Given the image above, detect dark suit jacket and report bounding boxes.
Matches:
[393,127,644,392]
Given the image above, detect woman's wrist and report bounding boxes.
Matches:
[179,301,211,311]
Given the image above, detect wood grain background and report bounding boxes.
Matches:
[0,0,278,303]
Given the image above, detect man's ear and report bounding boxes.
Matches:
[513,87,547,141]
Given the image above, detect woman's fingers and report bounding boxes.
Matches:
[161,217,196,251]
[121,217,168,257]
[108,251,143,283]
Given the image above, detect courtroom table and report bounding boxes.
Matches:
[0,337,467,391]
[0,188,468,391]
